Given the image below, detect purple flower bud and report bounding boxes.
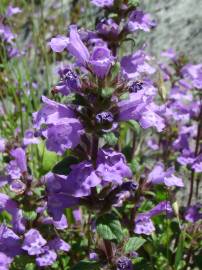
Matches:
[6,5,22,17]
[10,180,26,194]
[89,252,99,261]
[116,256,133,270]
[96,18,120,39]
[96,111,114,125]
[129,81,143,93]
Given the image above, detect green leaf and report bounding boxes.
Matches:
[52,156,79,175]
[124,237,146,253]
[71,260,100,270]
[96,214,124,242]
[101,87,115,98]
[37,142,58,174]
[174,232,185,269]
[103,132,118,146]
[127,120,141,135]
[110,62,120,81]
[128,0,139,7]
[23,210,37,221]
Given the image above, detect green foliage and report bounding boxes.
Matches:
[37,142,58,175]
[52,156,79,175]
[103,132,118,146]
[128,0,140,8]
[71,261,100,270]
[96,214,124,242]
[124,237,146,253]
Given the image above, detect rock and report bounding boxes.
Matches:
[141,0,202,62]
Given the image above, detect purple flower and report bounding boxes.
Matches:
[184,204,202,222]
[0,225,21,257]
[0,24,15,44]
[116,256,133,270]
[66,25,90,65]
[118,84,165,132]
[134,216,155,235]
[0,193,25,234]
[121,50,156,79]
[65,161,101,197]
[50,26,114,78]
[89,46,114,78]
[147,138,159,150]
[48,238,71,252]
[0,225,21,268]
[36,249,57,267]
[11,147,27,173]
[44,118,83,155]
[33,96,74,128]
[0,251,13,270]
[96,148,132,185]
[34,96,83,154]
[6,5,22,17]
[134,201,172,235]
[49,35,69,52]
[91,0,114,7]
[148,163,184,187]
[43,173,79,220]
[139,106,165,132]
[192,154,202,173]
[22,229,47,255]
[181,64,202,89]
[96,18,120,39]
[40,214,68,230]
[23,129,40,146]
[127,10,155,32]
[6,161,21,180]
[73,208,82,223]
[147,201,173,217]
[55,67,81,95]
[47,193,79,221]
[161,48,177,61]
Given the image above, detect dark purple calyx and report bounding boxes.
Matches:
[129,81,143,92]
[58,68,80,92]
[116,256,133,270]
[96,111,114,125]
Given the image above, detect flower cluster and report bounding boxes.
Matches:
[0,1,201,270]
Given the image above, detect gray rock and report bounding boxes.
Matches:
[141,0,202,62]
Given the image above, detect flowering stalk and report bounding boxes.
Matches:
[0,1,201,270]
